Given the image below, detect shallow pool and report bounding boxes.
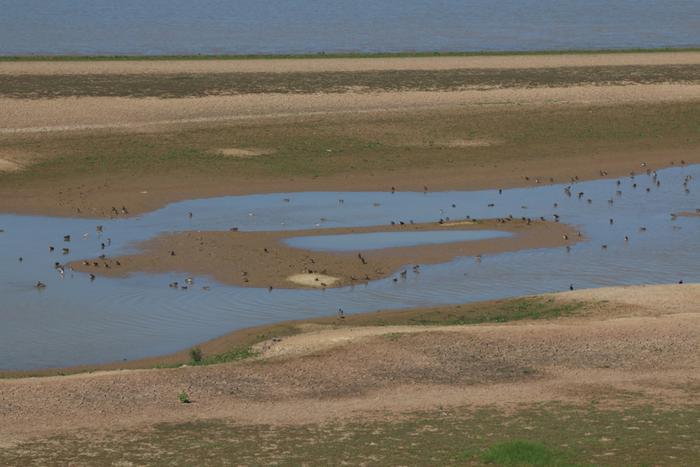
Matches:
[0,165,698,370]
[285,230,512,251]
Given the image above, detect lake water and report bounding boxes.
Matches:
[1,0,699,56]
[0,165,698,370]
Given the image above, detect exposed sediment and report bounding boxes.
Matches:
[70,219,578,289]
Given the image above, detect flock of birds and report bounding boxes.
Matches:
[377,161,694,289]
[31,225,112,289]
[14,161,696,293]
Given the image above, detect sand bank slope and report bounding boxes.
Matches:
[0,283,697,443]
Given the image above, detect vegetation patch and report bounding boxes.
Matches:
[187,347,256,366]
[3,403,698,465]
[2,65,700,98]
[328,297,586,328]
[2,102,698,195]
[480,440,571,466]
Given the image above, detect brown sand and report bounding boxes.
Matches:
[3,85,700,134]
[70,219,577,289]
[0,283,697,443]
[3,51,700,75]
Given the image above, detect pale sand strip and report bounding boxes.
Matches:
[0,158,21,171]
[558,283,700,312]
[287,273,340,288]
[2,52,700,75]
[2,84,700,134]
[258,283,700,359]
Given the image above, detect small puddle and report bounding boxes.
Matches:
[285,230,512,251]
[0,165,698,370]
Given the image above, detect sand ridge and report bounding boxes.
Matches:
[3,51,700,75]
[3,84,700,134]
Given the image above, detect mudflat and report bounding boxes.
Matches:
[1,52,699,218]
[70,219,576,289]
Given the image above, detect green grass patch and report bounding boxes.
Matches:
[187,347,256,366]
[481,440,571,466]
[3,65,699,99]
[335,297,586,329]
[428,297,584,325]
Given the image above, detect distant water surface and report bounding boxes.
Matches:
[1,0,699,56]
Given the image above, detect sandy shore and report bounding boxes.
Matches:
[0,283,697,444]
[3,51,700,75]
[1,54,698,462]
[70,219,576,289]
